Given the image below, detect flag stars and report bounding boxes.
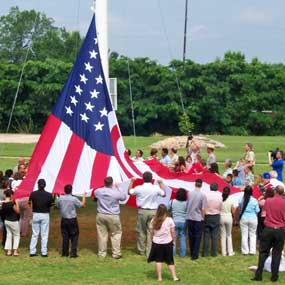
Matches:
[80,113,89,123]
[95,75,103,84]
[94,38,98,45]
[84,62,93,73]
[90,89,100,99]
[85,101,95,112]
[70,96,78,106]
[94,122,104,131]
[75,85,83,95]
[89,50,98,59]
[99,107,108,117]
[80,73,88,84]
[65,106,73,116]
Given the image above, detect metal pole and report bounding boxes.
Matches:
[183,0,188,63]
[127,61,136,137]
[95,0,109,83]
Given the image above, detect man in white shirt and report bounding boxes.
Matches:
[222,159,233,179]
[160,148,171,165]
[128,171,166,256]
[269,171,285,189]
[132,149,144,162]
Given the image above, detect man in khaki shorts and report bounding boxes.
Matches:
[95,176,127,259]
[128,171,166,256]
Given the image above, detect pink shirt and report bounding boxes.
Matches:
[205,191,223,215]
[151,217,175,244]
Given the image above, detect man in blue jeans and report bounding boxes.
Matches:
[29,179,54,257]
[186,179,207,260]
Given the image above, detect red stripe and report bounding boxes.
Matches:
[144,159,240,195]
[90,152,111,191]
[110,125,141,178]
[52,134,85,195]
[14,115,61,199]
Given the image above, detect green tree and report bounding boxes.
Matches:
[0,6,82,64]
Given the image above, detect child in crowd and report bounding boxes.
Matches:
[168,188,187,257]
[148,204,180,282]
[225,174,233,186]
[232,169,242,186]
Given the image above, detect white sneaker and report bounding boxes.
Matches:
[228,252,235,256]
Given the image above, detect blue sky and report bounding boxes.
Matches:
[1,0,285,64]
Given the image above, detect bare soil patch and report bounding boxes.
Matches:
[0,134,40,143]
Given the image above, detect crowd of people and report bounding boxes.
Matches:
[0,142,284,282]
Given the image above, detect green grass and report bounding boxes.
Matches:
[0,249,279,285]
[1,135,284,175]
[0,202,283,285]
[0,135,284,283]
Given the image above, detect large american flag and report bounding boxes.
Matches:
[16,15,242,204]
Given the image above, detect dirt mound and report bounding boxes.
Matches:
[150,135,225,150]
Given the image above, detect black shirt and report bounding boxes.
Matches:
[2,201,19,222]
[29,189,54,213]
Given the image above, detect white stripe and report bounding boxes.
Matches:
[35,123,73,193]
[115,137,139,177]
[107,156,125,183]
[72,143,96,196]
[108,111,118,131]
[108,111,139,178]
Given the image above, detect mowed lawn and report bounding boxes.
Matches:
[1,134,285,174]
[0,135,285,284]
[0,200,282,285]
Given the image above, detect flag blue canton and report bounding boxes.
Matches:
[52,16,114,155]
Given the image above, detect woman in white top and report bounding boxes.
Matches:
[220,186,235,256]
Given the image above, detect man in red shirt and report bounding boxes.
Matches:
[252,186,285,282]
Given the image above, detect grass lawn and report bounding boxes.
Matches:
[0,135,285,283]
[1,134,284,174]
[0,200,283,285]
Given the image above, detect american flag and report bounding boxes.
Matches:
[16,15,136,198]
[16,15,242,205]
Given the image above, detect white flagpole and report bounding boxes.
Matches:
[92,0,109,85]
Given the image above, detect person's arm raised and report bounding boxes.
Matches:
[157,179,166,197]
[81,192,86,208]
[128,177,136,195]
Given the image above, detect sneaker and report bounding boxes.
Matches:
[113,255,122,259]
[30,254,38,257]
[41,254,48,257]
[228,252,235,256]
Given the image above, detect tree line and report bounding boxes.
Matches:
[1,7,285,135]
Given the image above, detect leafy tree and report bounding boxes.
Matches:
[0,6,82,64]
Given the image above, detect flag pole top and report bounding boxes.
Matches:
[91,0,96,14]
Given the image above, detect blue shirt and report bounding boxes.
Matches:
[95,186,127,215]
[272,159,284,182]
[186,189,207,221]
[232,177,242,186]
[57,194,82,219]
[168,199,187,223]
[238,196,259,221]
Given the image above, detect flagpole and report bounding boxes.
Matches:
[183,0,188,63]
[93,0,109,84]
